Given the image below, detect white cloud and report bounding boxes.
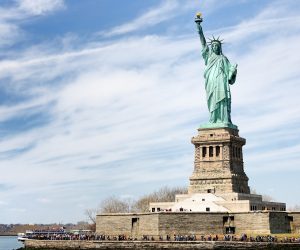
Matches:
[0,0,65,48]
[0,21,21,47]
[0,201,8,206]
[17,0,65,15]
[101,0,226,37]
[101,0,254,40]
[9,208,26,213]
[37,198,52,204]
[103,1,179,37]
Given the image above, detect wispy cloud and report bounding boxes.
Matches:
[0,0,65,47]
[102,1,180,37]
[37,198,52,204]
[17,0,65,15]
[100,0,225,37]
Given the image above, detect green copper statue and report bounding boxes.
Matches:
[195,13,238,129]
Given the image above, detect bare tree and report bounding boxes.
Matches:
[134,186,188,212]
[262,194,274,202]
[250,188,257,194]
[99,196,135,213]
[251,188,274,202]
[288,205,300,212]
[85,208,99,224]
[87,186,188,218]
[85,197,135,231]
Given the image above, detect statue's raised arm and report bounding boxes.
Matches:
[195,13,206,49]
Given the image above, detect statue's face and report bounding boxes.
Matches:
[211,42,221,55]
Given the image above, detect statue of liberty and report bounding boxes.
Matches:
[195,13,238,129]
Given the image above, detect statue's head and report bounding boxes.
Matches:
[211,41,221,55]
[208,36,223,55]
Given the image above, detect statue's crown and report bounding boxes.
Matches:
[208,35,224,45]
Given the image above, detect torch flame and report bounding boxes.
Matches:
[196,12,202,18]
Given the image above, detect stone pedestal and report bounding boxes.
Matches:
[189,127,250,194]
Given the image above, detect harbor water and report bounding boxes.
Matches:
[0,236,23,250]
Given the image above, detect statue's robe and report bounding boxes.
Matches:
[202,44,237,124]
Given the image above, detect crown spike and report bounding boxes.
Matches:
[208,35,224,45]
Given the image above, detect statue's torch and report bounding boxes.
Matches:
[195,12,203,24]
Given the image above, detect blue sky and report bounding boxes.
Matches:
[0,0,300,224]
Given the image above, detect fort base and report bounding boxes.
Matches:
[96,128,300,237]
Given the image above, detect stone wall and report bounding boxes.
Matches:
[269,212,291,234]
[96,214,132,235]
[24,239,300,250]
[158,212,225,235]
[217,200,250,212]
[290,212,300,233]
[97,211,295,237]
[138,213,159,236]
[96,213,159,237]
[230,212,270,234]
[233,212,292,234]
[97,212,227,237]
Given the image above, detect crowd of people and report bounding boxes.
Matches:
[26,232,300,243]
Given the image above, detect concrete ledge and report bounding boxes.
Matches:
[24,239,300,249]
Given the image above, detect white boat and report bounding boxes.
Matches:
[17,232,28,242]
[17,229,66,241]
